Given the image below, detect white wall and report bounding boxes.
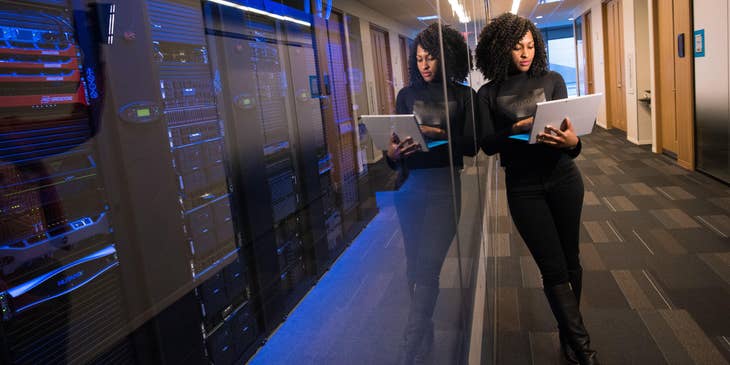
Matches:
[572,0,608,128]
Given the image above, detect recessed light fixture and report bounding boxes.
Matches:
[417,15,439,21]
[510,0,521,14]
[448,0,470,23]
[536,15,543,19]
[568,17,574,21]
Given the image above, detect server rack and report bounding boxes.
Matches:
[203,4,315,332]
[1,0,378,363]
[0,0,129,363]
[134,0,257,363]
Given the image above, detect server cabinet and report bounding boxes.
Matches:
[1,0,377,363]
[101,0,256,363]
[0,0,129,363]
[203,4,317,331]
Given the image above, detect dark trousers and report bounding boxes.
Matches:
[395,167,461,288]
[506,159,584,287]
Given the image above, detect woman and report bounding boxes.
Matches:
[387,23,477,364]
[475,13,599,365]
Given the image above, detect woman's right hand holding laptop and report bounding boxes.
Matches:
[537,118,579,149]
[387,132,422,161]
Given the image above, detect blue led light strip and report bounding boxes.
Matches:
[206,0,311,27]
[7,244,117,298]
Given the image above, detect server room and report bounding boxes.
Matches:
[1,0,729,364]
[0,0,492,363]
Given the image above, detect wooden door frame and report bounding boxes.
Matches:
[602,0,627,131]
[602,1,614,128]
[398,35,409,87]
[575,10,595,96]
[585,11,595,94]
[652,0,670,154]
[369,24,394,114]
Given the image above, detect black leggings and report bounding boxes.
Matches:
[395,167,461,288]
[506,159,584,287]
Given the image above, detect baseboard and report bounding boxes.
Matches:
[627,135,652,145]
[677,159,694,171]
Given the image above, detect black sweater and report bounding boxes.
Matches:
[477,71,581,172]
[393,81,478,169]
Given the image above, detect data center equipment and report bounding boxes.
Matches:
[0,0,128,363]
[1,0,378,363]
[203,3,320,330]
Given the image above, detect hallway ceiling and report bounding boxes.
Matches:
[355,0,583,35]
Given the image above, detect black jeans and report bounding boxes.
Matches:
[506,159,584,287]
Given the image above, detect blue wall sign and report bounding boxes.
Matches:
[694,29,705,57]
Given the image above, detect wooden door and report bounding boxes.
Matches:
[585,11,595,94]
[576,11,595,95]
[369,25,394,114]
[655,0,677,154]
[672,0,695,168]
[603,0,627,131]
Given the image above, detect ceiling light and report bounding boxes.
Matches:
[510,0,521,14]
[568,17,574,21]
[207,0,311,27]
[417,15,439,21]
[448,0,470,23]
[536,15,543,19]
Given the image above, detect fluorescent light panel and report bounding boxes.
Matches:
[510,0,520,14]
[447,0,470,23]
[207,0,311,27]
[417,15,440,21]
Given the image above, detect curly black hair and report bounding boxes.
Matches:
[475,13,548,83]
[408,23,470,85]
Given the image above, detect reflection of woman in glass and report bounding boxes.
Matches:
[475,13,599,365]
[387,23,476,363]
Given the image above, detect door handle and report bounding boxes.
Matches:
[677,33,685,58]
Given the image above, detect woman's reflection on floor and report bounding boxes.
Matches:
[385,24,477,364]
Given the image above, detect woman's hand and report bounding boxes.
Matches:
[537,117,579,149]
[387,132,422,161]
[419,125,447,140]
[511,116,534,134]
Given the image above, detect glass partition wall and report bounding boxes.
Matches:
[0,0,495,364]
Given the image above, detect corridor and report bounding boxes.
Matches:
[250,126,729,364]
[487,127,730,364]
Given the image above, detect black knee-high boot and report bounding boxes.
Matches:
[399,285,439,365]
[560,269,583,364]
[569,269,583,301]
[545,283,599,365]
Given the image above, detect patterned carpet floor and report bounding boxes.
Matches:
[486,127,730,365]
